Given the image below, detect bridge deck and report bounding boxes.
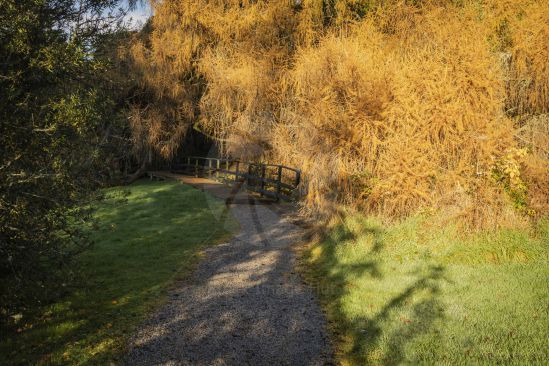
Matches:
[148,171,296,213]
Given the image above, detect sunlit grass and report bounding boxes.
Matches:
[301,213,549,365]
[0,179,237,365]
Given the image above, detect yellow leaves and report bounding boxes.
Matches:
[506,1,549,114]
[282,2,523,222]
[499,147,528,189]
[131,0,547,224]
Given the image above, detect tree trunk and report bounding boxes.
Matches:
[125,157,148,184]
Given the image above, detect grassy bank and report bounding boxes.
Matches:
[301,213,549,365]
[0,180,237,365]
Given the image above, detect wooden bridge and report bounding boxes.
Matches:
[169,157,301,202]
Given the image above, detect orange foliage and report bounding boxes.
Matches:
[126,0,549,225]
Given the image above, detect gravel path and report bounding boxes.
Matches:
[124,176,333,365]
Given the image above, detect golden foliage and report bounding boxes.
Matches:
[504,1,549,115]
[278,5,516,225]
[517,115,549,215]
[126,0,549,225]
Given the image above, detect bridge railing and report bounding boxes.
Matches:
[170,156,301,202]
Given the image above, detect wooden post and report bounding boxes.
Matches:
[216,159,220,180]
[295,170,301,187]
[260,165,266,197]
[226,159,230,181]
[235,161,240,182]
[194,158,198,177]
[248,164,252,187]
[276,165,282,202]
[208,159,212,177]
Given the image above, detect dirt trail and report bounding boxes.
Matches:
[124,174,333,365]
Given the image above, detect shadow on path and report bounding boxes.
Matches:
[124,176,333,365]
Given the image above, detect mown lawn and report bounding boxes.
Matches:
[0,179,237,365]
[302,214,549,365]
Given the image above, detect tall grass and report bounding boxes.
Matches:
[126,0,549,225]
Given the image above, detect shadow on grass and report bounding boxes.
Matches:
[305,218,448,365]
[0,179,236,365]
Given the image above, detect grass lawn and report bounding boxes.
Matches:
[301,213,549,365]
[0,179,237,365]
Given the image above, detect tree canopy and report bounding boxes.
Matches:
[0,0,133,319]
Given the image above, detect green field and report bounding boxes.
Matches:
[0,180,237,365]
[302,214,549,365]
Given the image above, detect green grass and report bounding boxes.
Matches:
[0,179,237,365]
[301,213,549,365]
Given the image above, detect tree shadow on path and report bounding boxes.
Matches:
[124,183,334,365]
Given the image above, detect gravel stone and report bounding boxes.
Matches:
[124,177,333,365]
